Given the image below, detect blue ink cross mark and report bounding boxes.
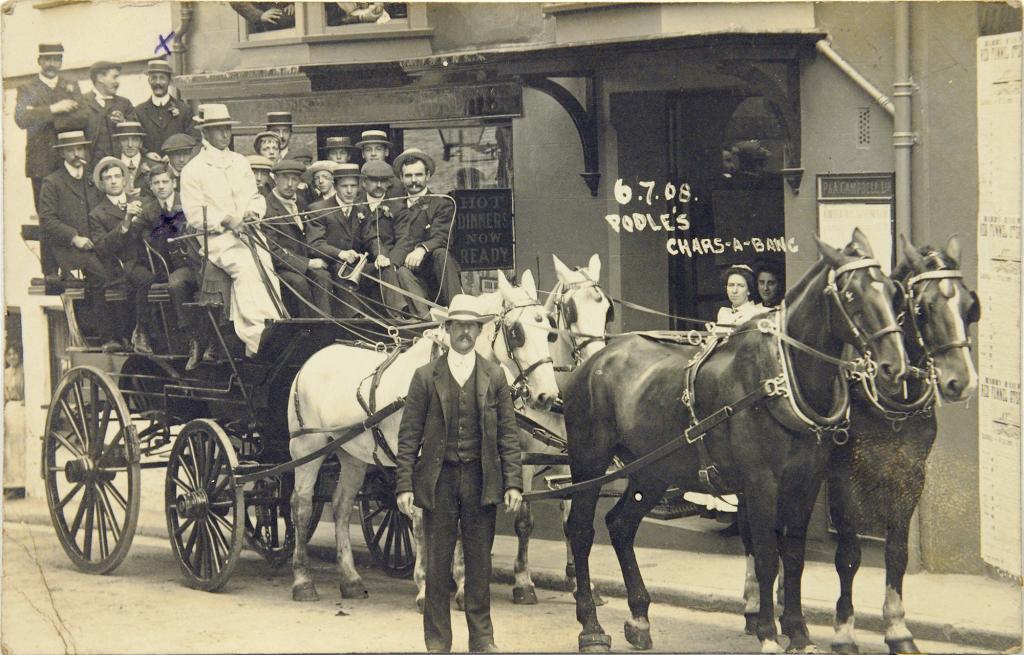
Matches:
[155,31,175,56]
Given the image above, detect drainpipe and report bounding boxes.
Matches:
[894,3,917,242]
[171,2,195,77]
[815,40,895,116]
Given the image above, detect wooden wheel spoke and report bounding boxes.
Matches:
[210,471,231,499]
[52,428,85,459]
[71,382,92,451]
[399,519,413,565]
[208,507,235,533]
[99,428,125,464]
[97,404,114,455]
[363,503,386,523]
[69,484,92,537]
[177,446,200,491]
[372,512,389,548]
[383,511,398,566]
[171,475,193,495]
[182,517,200,563]
[205,448,226,493]
[59,399,89,454]
[204,522,228,567]
[185,434,205,490]
[95,484,123,542]
[95,494,110,559]
[88,381,102,455]
[174,516,196,538]
[98,479,129,512]
[56,482,85,511]
[82,485,96,559]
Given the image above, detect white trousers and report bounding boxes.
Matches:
[205,232,282,355]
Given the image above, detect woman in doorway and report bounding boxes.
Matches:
[4,343,26,499]
[684,264,766,527]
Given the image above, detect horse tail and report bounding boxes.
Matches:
[288,364,305,434]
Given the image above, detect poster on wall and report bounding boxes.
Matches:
[976,30,1021,579]
[816,174,895,274]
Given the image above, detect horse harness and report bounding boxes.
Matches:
[553,269,614,370]
[493,300,554,402]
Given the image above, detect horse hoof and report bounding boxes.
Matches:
[885,638,920,654]
[578,633,611,653]
[744,614,758,635]
[592,586,606,607]
[786,644,819,654]
[292,582,319,602]
[416,596,425,614]
[513,585,538,605]
[623,622,653,650]
[830,641,860,654]
[760,639,784,654]
[339,581,368,599]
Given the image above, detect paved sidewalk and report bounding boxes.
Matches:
[5,494,1020,652]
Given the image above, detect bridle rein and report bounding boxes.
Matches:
[493,301,554,401]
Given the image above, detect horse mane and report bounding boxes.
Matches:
[782,257,827,305]
[892,246,958,282]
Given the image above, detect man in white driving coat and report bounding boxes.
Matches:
[179,103,282,355]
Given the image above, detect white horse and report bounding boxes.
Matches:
[287,270,560,603]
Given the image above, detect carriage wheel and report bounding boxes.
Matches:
[243,475,295,567]
[165,419,244,591]
[43,366,141,574]
[359,469,415,578]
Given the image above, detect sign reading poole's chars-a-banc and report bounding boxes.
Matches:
[451,188,515,271]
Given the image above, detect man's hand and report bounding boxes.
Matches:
[397,492,415,517]
[109,110,125,124]
[125,200,143,218]
[308,258,327,270]
[404,245,427,269]
[338,249,359,265]
[50,99,78,114]
[242,209,261,222]
[504,488,523,515]
[71,236,94,250]
[375,254,391,269]
[260,7,283,23]
[221,214,243,231]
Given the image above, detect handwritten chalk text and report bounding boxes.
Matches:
[666,236,799,257]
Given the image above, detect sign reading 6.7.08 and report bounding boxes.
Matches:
[604,178,692,234]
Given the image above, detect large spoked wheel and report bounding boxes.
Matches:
[165,419,244,591]
[359,468,415,578]
[243,474,295,567]
[44,366,141,574]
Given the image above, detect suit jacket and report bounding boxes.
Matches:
[263,190,319,274]
[68,92,138,162]
[87,195,148,269]
[360,196,399,261]
[307,196,364,262]
[395,354,522,511]
[391,192,456,265]
[14,75,84,178]
[141,192,195,272]
[38,166,102,248]
[134,96,198,155]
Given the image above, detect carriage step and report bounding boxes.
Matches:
[522,452,569,466]
[147,283,171,303]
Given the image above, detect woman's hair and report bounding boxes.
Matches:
[722,264,756,292]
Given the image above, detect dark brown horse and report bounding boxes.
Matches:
[827,235,980,654]
[561,230,908,653]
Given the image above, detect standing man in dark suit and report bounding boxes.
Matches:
[396,294,523,654]
[75,61,137,163]
[15,43,83,277]
[262,159,332,318]
[392,148,463,317]
[134,59,197,156]
[38,131,116,349]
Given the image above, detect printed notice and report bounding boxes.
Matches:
[976,31,1021,578]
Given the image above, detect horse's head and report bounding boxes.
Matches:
[550,254,613,362]
[814,228,908,393]
[898,234,980,402]
[490,269,560,410]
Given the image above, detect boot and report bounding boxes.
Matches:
[132,328,154,355]
[185,339,202,371]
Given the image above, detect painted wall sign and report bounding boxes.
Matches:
[976,31,1021,579]
[451,188,515,271]
[816,173,895,274]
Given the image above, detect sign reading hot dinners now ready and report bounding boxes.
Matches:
[452,189,515,271]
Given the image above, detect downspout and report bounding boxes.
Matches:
[171,2,195,77]
[893,3,918,242]
[815,40,895,116]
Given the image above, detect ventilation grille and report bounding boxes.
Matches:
[857,107,871,148]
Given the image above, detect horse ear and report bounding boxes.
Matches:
[552,254,571,284]
[496,269,513,295]
[587,253,602,281]
[815,236,845,268]
[520,269,538,300]
[850,228,876,257]
[944,234,962,264]
[901,234,926,271]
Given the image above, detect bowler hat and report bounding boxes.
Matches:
[146,59,174,76]
[246,155,274,171]
[92,156,130,189]
[355,129,393,149]
[430,294,496,325]
[266,111,293,127]
[324,136,359,153]
[38,43,64,56]
[194,104,239,128]
[361,160,394,180]
[332,162,362,180]
[393,148,435,178]
[161,133,197,154]
[112,121,146,139]
[272,159,306,175]
[53,130,92,149]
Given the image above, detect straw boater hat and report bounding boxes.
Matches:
[429,294,496,325]
[324,136,359,154]
[92,156,130,189]
[112,121,146,139]
[146,59,174,76]
[193,104,239,128]
[393,148,435,177]
[266,111,293,127]
[246,155,273,171]
[355,129,393,149]
[38,43,64,57]
[332,162,362,180]
[53,130,92,149]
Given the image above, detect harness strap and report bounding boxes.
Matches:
[515,411,568,450]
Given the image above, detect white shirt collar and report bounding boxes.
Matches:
[319,189,336,201]
[367,196,383,212]
[39,74,59,89]
[156,193,175,210]
[272,188,297,209]
[94,91,113,106]
[107,192,127,206]
[64,161,84,179]
[151,93,170,107]
[121,153,141,168]
[335,196,353,212]
[447,349,477,387]
[201,140,234,167]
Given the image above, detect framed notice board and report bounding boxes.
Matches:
[451,188,515,272]
[816,173,896,274]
